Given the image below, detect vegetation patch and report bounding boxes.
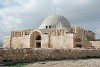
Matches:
[8,63,28,67]
[7,62,30,67]
[2,56,100,67]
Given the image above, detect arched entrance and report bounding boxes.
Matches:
[30,31,41,48]
[36,35,41,48]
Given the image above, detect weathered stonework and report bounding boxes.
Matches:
[3,15,100,49]
[0,48,100,63]
[90,41,100,48]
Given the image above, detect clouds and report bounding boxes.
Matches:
[0,0,100,42]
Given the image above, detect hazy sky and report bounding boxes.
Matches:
[0,0,100,42]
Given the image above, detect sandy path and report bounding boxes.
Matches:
[24,59,100,67]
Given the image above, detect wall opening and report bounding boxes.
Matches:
[36,35,41,40]
[30,31,41,48]
[46,26,48,28]
[76,44,82,48]
[36,42,41,48]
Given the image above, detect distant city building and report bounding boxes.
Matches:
[3,15,100,48]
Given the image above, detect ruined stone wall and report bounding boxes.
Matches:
[3,36,10,48]
[49,29,74,48]
[40,29,75,48]
[90,41,100,48]
[0,48,100,63]
[4,29,33,48]
[72,27,95,40]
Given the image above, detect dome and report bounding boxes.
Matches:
[38,15,71,29]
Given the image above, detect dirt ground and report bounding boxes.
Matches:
[24,59,100,67]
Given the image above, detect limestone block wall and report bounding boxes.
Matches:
[50,33,74,48]
[82,40,92,48]
[72,27,85,40]
[86,31,95,40]
[11,37,23,48]
[41,35,49,48]
[23,35,30,48]
[0,48,100,63]
[3,36,10,48]
[10,35,30,48]
[4,29,33,48]
[72,27,95,41]
[40,29,75,48]
[90,41,100,48]
[50,36,65,48]
[65,34,75,48]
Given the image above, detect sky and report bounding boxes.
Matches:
[0,0,100,43]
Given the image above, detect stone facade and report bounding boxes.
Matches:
[3,36,10,48]
[3,15,100,49]
[90,41,100,48]
[3,27,97,49]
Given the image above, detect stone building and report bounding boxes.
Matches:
[3,15,100,49]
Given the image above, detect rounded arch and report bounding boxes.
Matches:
[29,29,42,37]
[30,30,42,48]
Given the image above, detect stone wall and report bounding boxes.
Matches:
[0,48,100,63]
[50,34,74,48]
[3,36,10,48]
[90,41,100,48]
[4,28,96,49]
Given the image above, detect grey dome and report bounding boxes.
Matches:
[39,15,71,29]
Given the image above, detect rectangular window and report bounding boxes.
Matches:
[76,44,82,48]
[46,26,48,28]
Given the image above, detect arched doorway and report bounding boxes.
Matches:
[36,35,41,48]
[30,31,41,48]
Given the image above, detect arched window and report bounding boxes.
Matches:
[36,35,41,40]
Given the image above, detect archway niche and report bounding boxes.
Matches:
[36,35,41,40]
[30,31,41,48]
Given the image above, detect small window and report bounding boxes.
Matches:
[46,26,48,28]
[25,32,29,35]
[49,26,52,28]
[76,44,82,48]
[44,33,48,35]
